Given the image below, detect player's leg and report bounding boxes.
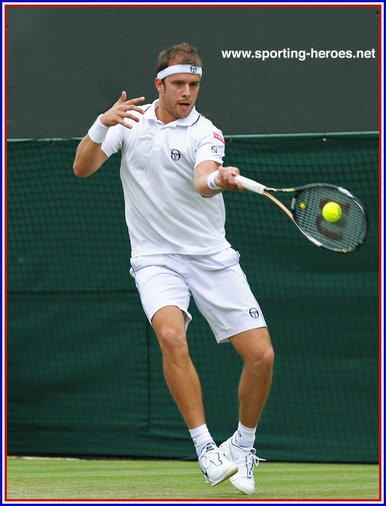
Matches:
[152,305,238,486]
[187,250,273,494]
[131,260,206,430]
[230,326,274,429]
[219,328,273,495]
[187,250,273,429]
[151,305,205,429]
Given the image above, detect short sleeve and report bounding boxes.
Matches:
[194,127,226,168]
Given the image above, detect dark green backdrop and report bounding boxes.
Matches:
[7,134,379,462]
[6,5,379,138]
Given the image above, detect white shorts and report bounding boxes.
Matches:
[130,248,267,343]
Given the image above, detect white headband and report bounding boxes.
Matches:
[157,64,202,80]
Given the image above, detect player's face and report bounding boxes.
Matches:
[156,73,201,123]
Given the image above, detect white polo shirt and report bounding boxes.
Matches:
[101,99,231,257]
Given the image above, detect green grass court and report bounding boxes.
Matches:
[6,457,380,501]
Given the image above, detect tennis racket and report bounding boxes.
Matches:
[233,173,368,253]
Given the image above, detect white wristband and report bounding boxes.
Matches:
[88,114,109,144]
[207,170,222,191]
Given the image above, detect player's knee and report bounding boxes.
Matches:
[263,345,275,369]
[247,344,275,372]
[157,326,188,359]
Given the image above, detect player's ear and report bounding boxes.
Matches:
[155,77,164,93]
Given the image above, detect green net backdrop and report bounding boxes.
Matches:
[6,133,379,462]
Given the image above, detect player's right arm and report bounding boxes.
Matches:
[73,92,145,178]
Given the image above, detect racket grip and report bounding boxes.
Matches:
[235,175,266,194]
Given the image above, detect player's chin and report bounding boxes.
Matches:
[176,104,193,117]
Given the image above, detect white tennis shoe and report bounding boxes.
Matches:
[219,433,265,495]
[198,443,238,486]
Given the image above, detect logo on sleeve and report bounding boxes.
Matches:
[211,146,218,153]
[171,149,181,161]
[249,307,260,319]
[213,132,225,144]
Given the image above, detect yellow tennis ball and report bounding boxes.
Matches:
[300,202,306,209]
[322,201,342,222]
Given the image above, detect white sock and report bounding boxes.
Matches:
[189,424,215,457]
[234,421,256,449]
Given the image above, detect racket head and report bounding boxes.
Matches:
[290,183,368,253]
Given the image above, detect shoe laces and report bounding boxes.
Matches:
[231,435,266,468]
[250,449,266,467]
[244,447,266,473]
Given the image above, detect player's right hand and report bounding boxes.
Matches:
[100,92,145,129]
[216,166,244,191]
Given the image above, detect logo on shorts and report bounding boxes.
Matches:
[171,149,181,161]
[249,307,259,319]
[211,145,218,153]
[190,65,198,73]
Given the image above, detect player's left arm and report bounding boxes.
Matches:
[194,162,244,197]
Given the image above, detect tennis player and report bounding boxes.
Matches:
[73,43,274,495]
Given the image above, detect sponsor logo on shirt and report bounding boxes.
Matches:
[213,132,225,144]
[211,146,218,153]
[171,149,181,161]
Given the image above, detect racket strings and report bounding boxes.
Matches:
[292,187,367,252]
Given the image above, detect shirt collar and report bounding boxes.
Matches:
[146,99,200,127]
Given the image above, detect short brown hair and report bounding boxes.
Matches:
[156,43,203,74]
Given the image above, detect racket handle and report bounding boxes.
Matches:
[235,174,266,195]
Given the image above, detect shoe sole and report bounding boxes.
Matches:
[209,463,238,487]
[229,477,254,495]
